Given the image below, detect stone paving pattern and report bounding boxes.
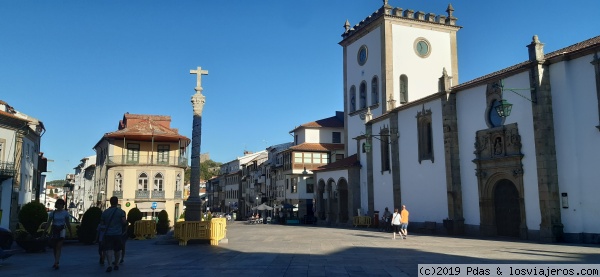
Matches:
[1,222,599,276]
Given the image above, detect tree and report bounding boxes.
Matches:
[184,159,222,183]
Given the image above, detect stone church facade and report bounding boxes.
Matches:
[314,1,600,243]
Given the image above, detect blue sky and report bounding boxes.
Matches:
[1,0,598,181]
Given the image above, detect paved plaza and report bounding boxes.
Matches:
[1,222,599,276]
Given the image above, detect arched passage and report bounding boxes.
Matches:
[337,178,349,223]
[317,179,326,220]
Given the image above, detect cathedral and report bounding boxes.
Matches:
[313,1,600,243]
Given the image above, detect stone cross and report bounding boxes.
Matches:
[189,66,209,88]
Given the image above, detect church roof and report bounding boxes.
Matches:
[312,154,360,172]
[454,35,600,91]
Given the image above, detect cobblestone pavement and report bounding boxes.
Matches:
[1,222,599,276]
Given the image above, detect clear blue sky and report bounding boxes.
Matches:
[1,0,598,181]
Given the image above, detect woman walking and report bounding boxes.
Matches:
[44,199,72,269]
[391,208,402,240]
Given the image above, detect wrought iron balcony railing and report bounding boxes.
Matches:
[136,190,150,199]
[0,162,16,180]
[152,190,165,199]
[112,190,123,199]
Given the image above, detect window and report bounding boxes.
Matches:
[303,153,311,163]
[157,145,170,164]
[127,143,140,163]
[294,152,302,163]
[417,106,434,163]
[138,173,148,191]
[306,177,314,193]
[359,82,367,109]
[115,173,122,191]
[291,178,297,193]
[154,173,163,191]
[400,74,408,104]
[332,132,341,143]
[371,76,379,105]
[176,173,182,191]
[380,128,391,172]
[350,86,356,112]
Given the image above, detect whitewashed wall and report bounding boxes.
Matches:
[391,24,453,103]
[551,53,600,234]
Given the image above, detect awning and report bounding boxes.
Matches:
[136,201,166,212]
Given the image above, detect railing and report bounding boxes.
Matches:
[136,190,150,199]
[174,191,182,199]
[112,190,123,199]
[107,155,188,167]
[353,216,372,227]
[134,220,156,240]
[0,162,16,179]
[173,218,227,246]
[152,190,165,199]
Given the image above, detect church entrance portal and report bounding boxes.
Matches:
[494,179,521,237]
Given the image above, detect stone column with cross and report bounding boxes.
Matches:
[185,66,208,221]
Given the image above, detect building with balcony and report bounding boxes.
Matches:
[0,100,46,230]
[93,113,190,220]
[275,112,344,220]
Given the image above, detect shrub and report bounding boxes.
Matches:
[18,201,48,237]
[127,207,143,238]
[156,210,170,235]
[78,206,102,244]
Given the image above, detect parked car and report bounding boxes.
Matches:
[39,214,81,240]
[0,227,13,250]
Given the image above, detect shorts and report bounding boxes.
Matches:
[103,235,124,251]
[401,223,408,229]
[393,224,400,234]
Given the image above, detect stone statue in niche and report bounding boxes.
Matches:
[493,137,503,156]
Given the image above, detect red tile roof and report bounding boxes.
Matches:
[290,114,344,133]
[313,154,360,172]
[288,143,345,152]
[103,113,190,144]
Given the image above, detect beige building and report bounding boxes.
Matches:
[93,113,190,221]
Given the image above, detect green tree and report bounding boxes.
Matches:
[184,159,221,183]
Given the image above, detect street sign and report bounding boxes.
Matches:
[151,202,157,210]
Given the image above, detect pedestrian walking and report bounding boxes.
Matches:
[100,196,127,272]
[391,208,402,240]
[96,222,107,265]
[400,205,409,239]
[44,199,72,270]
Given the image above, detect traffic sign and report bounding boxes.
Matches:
[151,202,157,210]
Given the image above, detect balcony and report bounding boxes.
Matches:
[107,155,188,168]
[112,190,123,199]
[152,190,165,199]
[0,162,16,181]
[136,190,150,199]
[175,191,182,199]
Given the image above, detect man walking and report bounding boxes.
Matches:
[101,196,127,272]
[400,205,409,239]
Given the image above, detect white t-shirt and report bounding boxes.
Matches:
[391,212,402,225]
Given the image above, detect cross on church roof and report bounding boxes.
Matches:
[189,66,209,88]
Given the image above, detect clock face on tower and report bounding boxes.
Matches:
[357,45,368,66]
[414,38,431,58]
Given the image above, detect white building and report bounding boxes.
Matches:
[313,2,600,243]
[73,155,96,218]
[0,100,46,230]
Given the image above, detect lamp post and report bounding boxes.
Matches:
[63,182,74,216]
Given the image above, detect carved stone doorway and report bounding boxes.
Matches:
[494,179,521,237]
